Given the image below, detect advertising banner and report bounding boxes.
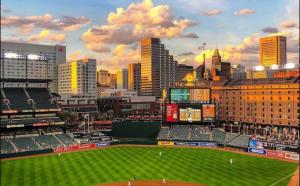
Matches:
[284,152,299,160]
[96,142,110,147]
[166,104,179,122]
[266,150,285,159]
[54,143,97,152]
[174,142,216,147]
[248,148,267,154]
[158,141,174,146]
[202,104,215,122]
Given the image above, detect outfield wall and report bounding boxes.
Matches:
[112,121,161,138]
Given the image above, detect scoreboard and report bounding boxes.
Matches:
[170,88,210,103]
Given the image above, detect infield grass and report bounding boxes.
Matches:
[1,146,298,186]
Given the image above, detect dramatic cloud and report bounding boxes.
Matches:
[280,20,297,29]
[1,14,90,32]
[234,8,255,16]
[67,50,96,61]
[180,33,199,39]
[82,0,197,53]
[178,52,194,56]
[203,9,222,16]
[261,27,279,33]
[27,29,65,43]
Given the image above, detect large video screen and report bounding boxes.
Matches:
[202,104,215,122]
[179,107,201,122]
[170,88,210,103]
[166,104,178,122]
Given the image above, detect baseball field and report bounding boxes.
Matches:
[1,146,298,186]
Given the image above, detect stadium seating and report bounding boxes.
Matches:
[157,127,170,140]
[26,88,58,109]
[212,128,226,144]
[225,133,240,143]
[34,135,63,149]
[11,137,40,152]
[227,134,250,148]
[190,126,211,141]
[169,125,190,140]
[0,139,15,154]
[56,134,74,146]
[3,88,33,110]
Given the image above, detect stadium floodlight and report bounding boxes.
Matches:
[27,54,39,60]
[254,65,265,71]
[270,64,279,70]
[4,52,18,59]
[285,63,295,69]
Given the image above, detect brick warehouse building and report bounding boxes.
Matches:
[211,77,299,130]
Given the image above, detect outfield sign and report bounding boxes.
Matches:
[96,142,110,147]
[174,142,216,147]
[248,148,266,155]
[158,141,174,146]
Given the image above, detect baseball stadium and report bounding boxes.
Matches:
[0,85,299,186]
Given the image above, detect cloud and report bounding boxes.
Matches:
[261,27,279,33]
[234,8,255,16]
[67,50,96,61]
[27,29,65,43]
[203,9,222,16]
[180,33,199,39]
[178,52,194,56]
[280,20,297,29]
[82,0,197,53]
[1,14,90,32]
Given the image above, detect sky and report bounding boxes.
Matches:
[1,0,299,73]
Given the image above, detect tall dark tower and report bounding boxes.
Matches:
[211,48,221,78]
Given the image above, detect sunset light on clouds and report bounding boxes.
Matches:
[1,0,299,72]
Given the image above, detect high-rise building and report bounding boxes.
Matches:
[211,48,231,81]
[58,58,97,98]
[97,69,110,86]
[176,64,194,82]
[0,41,66,93]
[231,64,246,80]
[110,73,117,89]
[128,63,141,94]
[140,38,177,97]
[117,68,128,89]
[260,35,287,67]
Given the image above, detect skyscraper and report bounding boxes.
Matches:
[176,64,194,82]
[211,48,231,81]
[140,38,176,97]
[1,41,66,93]
[260,35,287,67]
[128,63,141,95]
[97,69,110,86]
[117,68,128,89]
[58,58,97,98]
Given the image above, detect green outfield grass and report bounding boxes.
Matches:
[1,146,298,186]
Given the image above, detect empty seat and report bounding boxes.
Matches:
[3,88,33,110]
[1,139,15,153]
[34,135,62,149]
[157,127,169,140]
[26,88,58,109]
[56,134,74,146]
[11,137,40,152]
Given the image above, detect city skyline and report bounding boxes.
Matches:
[1,0,299,73]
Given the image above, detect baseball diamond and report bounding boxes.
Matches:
[1,146,298,186]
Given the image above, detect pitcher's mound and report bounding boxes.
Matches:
[98,180,205,186]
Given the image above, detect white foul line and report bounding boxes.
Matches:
[269,172,295,186]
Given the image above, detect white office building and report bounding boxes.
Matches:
[58,59,97,99]
[0,41,66,93]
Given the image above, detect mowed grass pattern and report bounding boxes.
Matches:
[1,146,298,186]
